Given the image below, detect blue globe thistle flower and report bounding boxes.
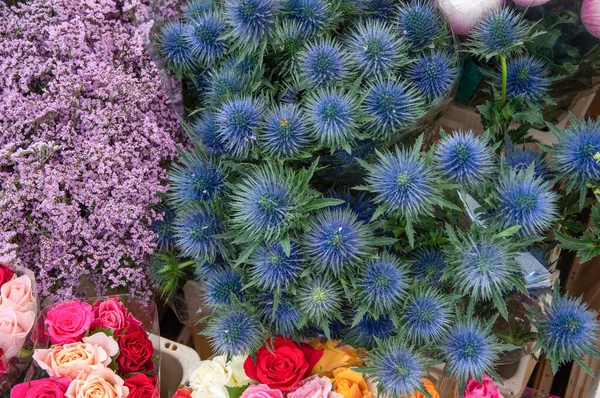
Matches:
[204,68,249,104]
[402,286,452,344]
[189,112,226,156]
[409,50,458,101]
[157,21,195,76]
[194,255,229,279]
[305,87,360,150]
[283,0,330,35]
[357,253,409,314]
[534,289,600,374]
[299,38,350,87]
[363,146,437,219]
[229,164,296,243]
[346,20,407,78]
[149,252,194,299]
[410,247,448,286]
[441,314,500,383]
[281,84,304,105]
[303,208,374,274]
[434,130,494,187]
[396,0,443,50]
[328,187,375,222]
[249,242,304,291]
[223,0,279,50]
[223,55,258,76]
[469,8,531,60]
[183,12,228,66]
[215,96,262,158]
[504,144,548,178]
[364,338,428,398]
[345,314,395,349]
[358,0,396,21]
[167,152,225,207]
[262,104,310,159]
[205,267,245,306]
[259,292,301,337]
[204,305,265,356]
[183,0,216,20]
[272,20,308,75]
[151,204,177,251]
[495,168,558,237]
[174,204,225,262]
[363,79,425,139]
[298,276,343,334]
[550,118,600,195]
[506,55,550,104]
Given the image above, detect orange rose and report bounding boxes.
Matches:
[310,340,364,377]
[330,367,373,398]
[65,368,128,398]
[410,378,440,398]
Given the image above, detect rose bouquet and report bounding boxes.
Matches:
[11,296,159,398]
[0,262,38,394]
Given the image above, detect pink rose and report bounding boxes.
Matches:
[45,301,94,345]
[0,304,35,359]
[65,368,129,398]
[10,376,71,398]
[91,297,141,331]
[464,375,503,398]
[287,377,332,398]
[33,332,119,380]
[240,384,284,398]
[1,275,34,312]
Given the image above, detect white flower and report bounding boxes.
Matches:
[436,0,504,35]
[191,385,228,398]
[188,355,233,393]
[228,355,254,386]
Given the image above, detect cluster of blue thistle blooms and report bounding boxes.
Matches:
[147,2,600,398]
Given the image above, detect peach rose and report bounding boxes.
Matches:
[65,368,129,398]
[33,332,119,380]
[330,368,373,398]
[1,275,34,312]
[310,340,364,377]
[410,378,440,398]
[0,304,35,359]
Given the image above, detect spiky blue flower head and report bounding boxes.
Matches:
[504,144,548,178]
[262,104,310,159]
[298,275,343,335]
[434,130,494,187]
[151,204,177,251]
[183,0,216,20]
[303,208,374,275]
[205,68,251,105]
[194,255,229,279]
[410,247,448,286]
[215,96,262,158]
[259,292,300,337]
[223,55,258,77]
[495,168,558,237]
[533,289,600,373]
[249,242,304,291]
[204,304,265,356]
[357,253,409,315]
[358,0,396,21]
[174,203,225,262]
[409,50,458,101]
[168,152,225,207]
[149,252,194,299]
[183,11,228,66]
[190,112,226,156]
[363,78,426,139]
[283,0,330,35]
[441,313,501,384]
[305,87,360,150]
[328,187,375,222]
[346,19,408,78]
[224,0,279,50]
[157,21,195,77]
[281,84,304,104]
[506,54,550,104]
[469,7,532,60]
[402,286,453,344]
[299,38,351,87]
[272,20,308,75]
[396,0,443,50]
[345,314,395,349]
[364,338,429,398]
[205,267,245,306]
[550,117,600,195]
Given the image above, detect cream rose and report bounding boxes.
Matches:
[1,275,34,312]
[228,355,254,386]
[188,355,233,397]
[65,368,129,398]
[0,304,35,359]
[33,332,119,380]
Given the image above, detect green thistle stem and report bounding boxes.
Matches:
[500,55,507,104]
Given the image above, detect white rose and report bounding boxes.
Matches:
[191,385,228,398]
[227,355,254,386]
[188,355,233,392]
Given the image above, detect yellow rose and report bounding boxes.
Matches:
[310,340,364,377]
[410,378,440,398]
[330,367,373,398]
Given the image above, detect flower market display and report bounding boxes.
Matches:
[10,296,159,398]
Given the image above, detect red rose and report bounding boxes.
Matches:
[91,297,142,331]
[172,388,193,398]
[124,373,158,398]
[10,377,70,398]
[0,263,14,288]
[117,324,155,374]
[243,336,323,392]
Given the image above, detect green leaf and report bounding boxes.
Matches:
[235,242,260,266]
[280,235,291,256]
[494,225,521,239]
[304,198,345,212]
[226,384,251,398]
